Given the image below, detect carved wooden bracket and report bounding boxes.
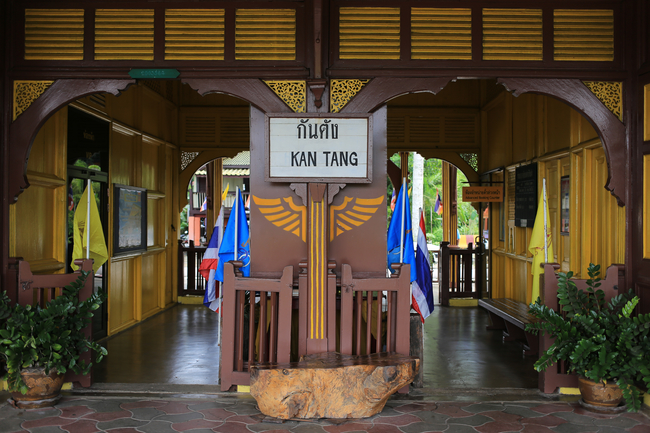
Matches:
[308,79,327,108]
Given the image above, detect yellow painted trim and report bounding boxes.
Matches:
[178,296,204,305]
[448,298,478,307]
[310,200,315,339]
[645,155,650,259]
[644,391,650,408]
[237,385,250,393]
[559,387,581,395]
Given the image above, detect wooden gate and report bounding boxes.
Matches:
[177,240,206,297]
[439,241,481,306]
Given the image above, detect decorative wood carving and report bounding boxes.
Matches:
[250,352,419,419]
[327,183,345,204]
[307,79,327,108]
[289,183,308,206]
[498,78,626,206]
[340,77,454,114]
[8,79,135,203]
[263,80,306,113]
[183,79,292,114]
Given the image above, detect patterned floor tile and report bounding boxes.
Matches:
[434,405,475,418]
[133,420,177,433]
[372,414,422,427]
[94,418,149,431]
[520,425,556,433]
[552,411,600,426]
[196,407,237,421]
[154,412,204,423]
[151,401,195,415]
[398,421,448,433]
[80,410,131,422]
[410,410,451,425]
[21,416,76,430]
[170,418,225,431]
[527,404,574,415]
[474,420,523,433]
[590,416,642,429]
[57,406,95,419]
[127,407,165,420]
[247,420,300,432]
[550,423,600,433]
[520,414,567,427]
[0,417,26,433]
[462,404,507,414]
[479,410,522,424]
[502,406,548,419]
[214,421,269,433]
[446,414,493,427]
[59,419,100,433]
[595,427,635,433]
[442,425,481,433]
[391,403,439,414]
[629,425,650,433]
[120,400,168,410]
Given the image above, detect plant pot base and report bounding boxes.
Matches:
[578,399,627,414]
[9,394,62,409]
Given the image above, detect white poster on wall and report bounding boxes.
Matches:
[268,117,370,182]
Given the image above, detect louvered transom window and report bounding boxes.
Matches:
[235,9,296,61]
[411,8,471,60]
[25,9,84,60]
[95,9,154,60]
[339,7,400,60]
[554,9,614,61]
[483,9,543,61]
[165,9,225,60]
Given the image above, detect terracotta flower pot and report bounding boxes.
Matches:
[11,367,65,409]
[577,376,623,407]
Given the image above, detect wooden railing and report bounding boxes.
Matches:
[339,263,411,358]
[538,263,624,393]
[177,240,207,297]
[7,258,95,387]
[439,242,480,306]
[220,262,294,391]
[220,261,412,391]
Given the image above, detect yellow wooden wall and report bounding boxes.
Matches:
[485,92,625,303]
[10,83,180,336]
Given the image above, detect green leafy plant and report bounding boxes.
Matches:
[0,271,108,394]
[526,263,650,412]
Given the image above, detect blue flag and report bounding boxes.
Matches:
[387,184,416,282]
[215,189,250,282]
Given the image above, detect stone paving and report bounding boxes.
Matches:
[1,393,649,433]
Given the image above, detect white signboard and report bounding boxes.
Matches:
[267,116,371,182]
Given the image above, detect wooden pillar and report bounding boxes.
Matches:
[307,183,329,354]
[442,162,458,245]
[400,152,409,183]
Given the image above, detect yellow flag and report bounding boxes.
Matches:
[528,188,554,303]
[72,185,108,273]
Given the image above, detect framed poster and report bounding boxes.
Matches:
[113,184,147,255]
[561,176,570,235]
[265,113,372,183]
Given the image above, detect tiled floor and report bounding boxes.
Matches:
[1,394,649,432]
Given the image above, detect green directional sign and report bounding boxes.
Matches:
[129,69,180,79]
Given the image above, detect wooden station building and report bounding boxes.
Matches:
[1,0,649,390]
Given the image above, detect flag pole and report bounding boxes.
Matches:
[86,179,91,260]
[399,177,406,264]
[542,178,548,263]
[234,186,239,262]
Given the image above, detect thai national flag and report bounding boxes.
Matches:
[412,209,434,322]
[199,205,224,312]
[200,197,208,212]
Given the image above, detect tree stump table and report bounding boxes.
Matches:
[250,352,419,420]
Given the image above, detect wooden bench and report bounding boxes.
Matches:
[478,298,538,356]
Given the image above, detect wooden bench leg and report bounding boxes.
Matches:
[485,311,506,331]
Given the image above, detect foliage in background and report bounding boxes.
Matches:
[387,154,478,246]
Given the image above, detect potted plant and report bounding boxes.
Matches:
[526,263,650,412]
[0,271,107,408]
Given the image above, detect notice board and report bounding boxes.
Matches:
[515,164,537,227]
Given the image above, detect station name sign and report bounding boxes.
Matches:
[267,115,372,183]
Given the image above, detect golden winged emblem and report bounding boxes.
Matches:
[329,195,384,241]
[252,196,307,242]
[253,194,384,243]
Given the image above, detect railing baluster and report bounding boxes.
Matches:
[269,292,278,362]
[375,291,382,353]
[248,292,256,365]
[260,291,268,362]
[366,291,372,355]
[236,290,245,372]
[355,291,362,355]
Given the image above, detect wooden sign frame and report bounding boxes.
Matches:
[265,113,373,184]
[462,186,503,202]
